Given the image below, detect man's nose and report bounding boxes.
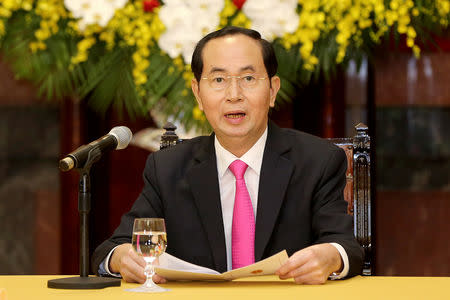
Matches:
[226,77,242,101]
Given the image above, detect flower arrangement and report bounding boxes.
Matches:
[0,0,448,132]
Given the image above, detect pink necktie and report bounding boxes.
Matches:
[229,159,255,269]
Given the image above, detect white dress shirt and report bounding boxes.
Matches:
[214,127,349,278]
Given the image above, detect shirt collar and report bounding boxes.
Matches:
[215,127,268,178]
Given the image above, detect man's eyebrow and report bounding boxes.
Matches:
[240,65,255,72]
[207,65,256,74]
[209,67,226,74]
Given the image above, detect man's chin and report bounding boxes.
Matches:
[217,127,250,139]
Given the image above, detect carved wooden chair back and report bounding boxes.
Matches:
[327,123,372,276]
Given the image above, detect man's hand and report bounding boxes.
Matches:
[275,243,342,284]
[109,243,167,284]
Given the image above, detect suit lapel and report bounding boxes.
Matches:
[255,123,294,261]
[186,136,227,272]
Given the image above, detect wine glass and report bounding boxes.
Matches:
[126,218,169,293]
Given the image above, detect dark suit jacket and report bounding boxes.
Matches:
[92,123,364,277]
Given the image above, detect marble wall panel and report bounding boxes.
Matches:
[374,51,450,276]
[376,107,450,190]
[376,191,450,276]
[0,106,60,274]
[375,53,450,107]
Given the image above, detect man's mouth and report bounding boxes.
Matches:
[225,112,246,119]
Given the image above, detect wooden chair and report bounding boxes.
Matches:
[160,122,372,276]
[327,123,372,276]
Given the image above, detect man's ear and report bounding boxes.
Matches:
[191,78,203,110]
[269,76,281,108]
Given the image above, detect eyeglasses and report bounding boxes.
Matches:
[201,74,267,90]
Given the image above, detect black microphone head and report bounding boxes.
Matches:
[109,126,133,150]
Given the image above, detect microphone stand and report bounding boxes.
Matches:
[48,147,121,289]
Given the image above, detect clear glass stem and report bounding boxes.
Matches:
[142,258,156,288]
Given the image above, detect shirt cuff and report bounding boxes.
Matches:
[328,242,349,280]
[98,245,122,278]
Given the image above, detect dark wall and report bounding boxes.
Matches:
[0,59,60,275]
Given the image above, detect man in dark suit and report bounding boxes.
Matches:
[92,26,363,284]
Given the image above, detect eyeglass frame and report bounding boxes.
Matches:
[200,74,268,91]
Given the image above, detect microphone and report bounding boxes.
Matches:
[59,126,133,172]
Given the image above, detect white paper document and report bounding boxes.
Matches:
[155,250,288,281]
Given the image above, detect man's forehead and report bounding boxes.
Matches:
[202,34,263,72]
[207,33,258,45]
[218,35,240,44]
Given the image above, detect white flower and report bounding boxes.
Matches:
[158,0,223,64]
[158,25,202,64]
[243,0,299,41]
[64,0,128,31]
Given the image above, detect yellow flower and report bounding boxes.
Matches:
[412,45,420,58]
[407,27,416,39]
[22,1,32,11]
[308,56,319,65]
[100,31,115,50]
[406,37,414,48]
[231,11,251,28]
[35,28,50,40]
[303,63,314,71]
[300,41,313,58]
[220,0,237,26]
[336,48,346,63]
[0,7,12,18]
[1,0,16,10]
[192,106,205,121]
